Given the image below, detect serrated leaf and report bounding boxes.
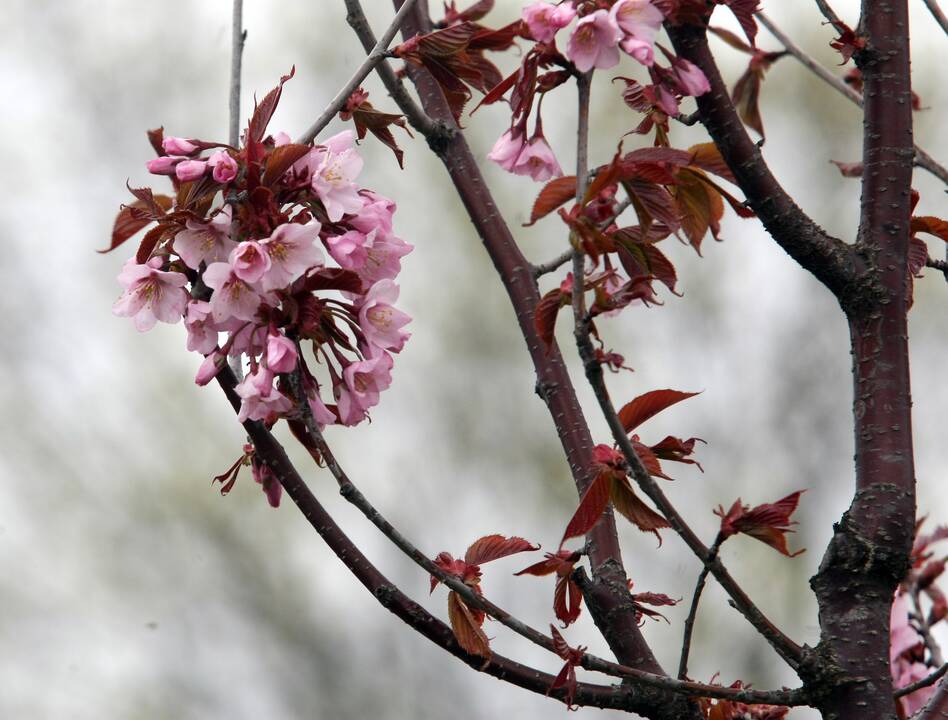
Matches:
[912,216,948,243]
[909,237,929,277]
[673,168,723,253]
[553,573,583,627]
[534,288,566,352]
[631,440,673,480]
[609,477,669,539]
[526,176,577,226]
[135,224,171,265]
[617,389,699,434]
[249,67,295,144]
[688,143,737,184]
[464,534,538,566]
[447,591,491,658]
[733,64,764,138]
[263,144,311,186]
[561,471,611,546]
[101,194,173,253]
[625,179,681,231]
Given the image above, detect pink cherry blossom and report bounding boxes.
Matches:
[326,229,369,271]
[230,241,272,284]
[655,84,680,116]
[273,131,292,146]
[488,129,527,172]
[185,300,220,354]
[306,385,338,427]
[146,155,186,175]
[175,159,208,182]
[359,231,413,285]
[672,58,711,97]
[335,352,394,426]
[194,351,226,386]
[173,206,237,270]
[112,257,189,332]
[162,136,198,155]
[226,323,268,359]
[512,135,563,182]
[522,2,576,43]
[259,222,323,291]
[203,261,262,323]
[611,0,663,66]
[567,10,621,73]
[266,333,298,373]
[359,280,411,353]
[251,457,282,508]
[235,368,293,423]
[208,150,238,183]
[310,131,365,222]
[350,191,396,236]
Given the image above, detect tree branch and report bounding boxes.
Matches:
[755,11,948,186]
[922,0,948,36]
[665,23,859,301]
[894,662,947,698]
[379,0,674,684]
[282,371,804,708]
[917,674,948,720]
[229,0,246,148]
[228,0,247,382]
[211,367,639,712]
[814,0,845,27]
[678,536,723,680]
[808,0,918,715]
[573,317,803,669]
[297,0,422,145]
[343,0,442,138]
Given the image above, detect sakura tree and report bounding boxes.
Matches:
[104,0,948,718]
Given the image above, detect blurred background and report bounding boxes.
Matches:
[1,1,945,718]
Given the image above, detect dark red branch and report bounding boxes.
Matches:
[807,1,917,717]
[213,368,637,712]
[383,0,672,683]
[665,24,859,302]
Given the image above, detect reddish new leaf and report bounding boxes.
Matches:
[262,143,311,186]
[447,591,491,658]
[909,237,929,278]
[248,67,295,144]
[609,477,669,540]
[553,572,583,627]
[631,439,673,480]
[561,471,612,546]
[534,287,568,352]
[715,491,806,557]
[723,0,760,47]
[101,194,173,253]
[443,0,495,23]
[651,435,705,471]
[617,389,700,434]
[301,268,366,295]
[688,143,737,184]
[673,168,725,253]
[526,176,577,226]
[732,64,765,138]
[547,625,585,709]
[464,534,539,566]
[912,216,948,243]
[135,223,175,265]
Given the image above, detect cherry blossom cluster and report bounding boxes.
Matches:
[112,120,413,439]
[488,0,711,181]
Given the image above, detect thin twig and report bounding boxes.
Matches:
[229,0,245,147]
[754,12,861,105]
[678,536,724,680]
[343,0,441,137]
[755,11,948,186]
[280,372,805,706]
[297,0,422,144]
[895,663,948,699]
[212,370,634,712]
[228,0,246,382]
[925,257,948,282]
[922,0,948,36]
[814,0,844,27]
[573,317,803,668]
[911,586,946,667]
[570,71,593,329]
